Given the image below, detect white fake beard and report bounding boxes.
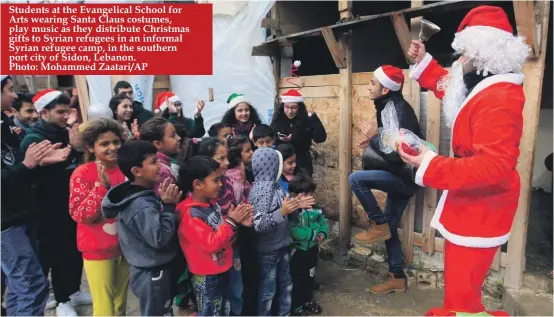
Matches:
[437,61,468,128]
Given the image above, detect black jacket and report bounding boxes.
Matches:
[20,120,81,222]
[363,92,422,183]
[132,101,154,126]
[1,113,37,230]
[272,113,327,155]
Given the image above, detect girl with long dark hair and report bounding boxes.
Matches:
[271,90,326,176]
[221,93,262,137]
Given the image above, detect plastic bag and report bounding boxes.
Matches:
[379,101,437,155]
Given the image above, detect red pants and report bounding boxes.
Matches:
[425,240,509,316]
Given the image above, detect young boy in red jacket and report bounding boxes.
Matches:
[177,156,253,316]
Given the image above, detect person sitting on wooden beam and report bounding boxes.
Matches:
[402,5,531,316]
[349,65,422,295]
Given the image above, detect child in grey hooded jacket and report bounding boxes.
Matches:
[248,147,313,316]
[102,140,182,316]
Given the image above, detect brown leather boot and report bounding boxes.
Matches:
[353,221,391,244]
[370,272,407,294]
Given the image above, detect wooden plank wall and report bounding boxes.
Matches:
[278,70,508,271]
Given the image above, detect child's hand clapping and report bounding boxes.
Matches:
[228,204,251,224]
[239,204,254,227]
[158,178,182,204]
[296,193,315,210]
[281,196,300,216]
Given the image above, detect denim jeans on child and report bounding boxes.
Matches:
[192,273,226,316]
[349,170,416,276]
[258,247,293,316]
[1,224,49,316]
[225,246,243,316]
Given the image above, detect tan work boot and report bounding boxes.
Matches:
[370,272,407,294]
[353,221,391,244]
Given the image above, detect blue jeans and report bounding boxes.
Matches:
[192,274,226,316]
[258,247,292,316]
[349,170,415,276]
[225,247,243,316]
[1,225,49,316]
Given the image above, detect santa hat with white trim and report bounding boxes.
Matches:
[451,5,530,76]
[374,65,404,91]
[280,89,304,103]
[33,89,62,112]
[227,93,249,109]
[155,91,181,113]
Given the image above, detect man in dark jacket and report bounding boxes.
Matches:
[114,80,153,126]
[1,76,70,316]
[20,89,91,316]
[349,65,421,294]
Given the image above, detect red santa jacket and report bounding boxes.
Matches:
[409,53,524,248]
[177,196,237,275]
[69,162,127,260]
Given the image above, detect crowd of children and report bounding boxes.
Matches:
[1,73,330,317]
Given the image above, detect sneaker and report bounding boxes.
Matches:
[70,291,92,306]
[56,301,78,316]
[45,299,58,310]
[353,221,392,244]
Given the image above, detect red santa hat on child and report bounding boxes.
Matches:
[280,89,304,103]
[451,5,530,75]
[374,65,404,91]
[155,91,181,113]
[33,89,62,112]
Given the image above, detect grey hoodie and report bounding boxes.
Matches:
[102,182,177,269]
[248,147,290,253]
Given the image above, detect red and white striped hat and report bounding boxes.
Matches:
[280,89,304,103]
[155,91,181,113]
[32,89,62,112]
[374,65,404,91]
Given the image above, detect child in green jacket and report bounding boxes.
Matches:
[288,174,327,316]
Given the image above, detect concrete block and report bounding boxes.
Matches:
[416,271,437,289]
[347,246,372,268]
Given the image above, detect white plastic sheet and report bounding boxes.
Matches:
[86,75,112,112]
[129,75,155,110]
[170,1,276,134]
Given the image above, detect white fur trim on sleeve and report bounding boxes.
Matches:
[415,150,438,187]
[229,95,248,108]
[409,53,433,81]
[280,95,304,103]
[34,90,62,112]
[374,67,401,91]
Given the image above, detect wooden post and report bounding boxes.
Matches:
[74,75,90,122]
[271,4,281,113]
[422,93,441,254]
[504,0,550,289]
[337,0,353,259]
[400,0,423,263]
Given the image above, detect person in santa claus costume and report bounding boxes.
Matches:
[400,5,531,316]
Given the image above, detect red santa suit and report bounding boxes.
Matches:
[408,6,530,316]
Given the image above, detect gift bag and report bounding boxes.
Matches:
[379,101,437,155]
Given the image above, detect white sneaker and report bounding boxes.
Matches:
[56,301,78,316]
[45,299,58,310]
[70,291,92,306]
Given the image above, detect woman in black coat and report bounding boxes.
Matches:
[271,91,326,176]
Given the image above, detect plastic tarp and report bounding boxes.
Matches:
[82,0,159,117]
[170,1,276,133]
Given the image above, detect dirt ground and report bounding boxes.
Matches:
[46,259,502,316]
